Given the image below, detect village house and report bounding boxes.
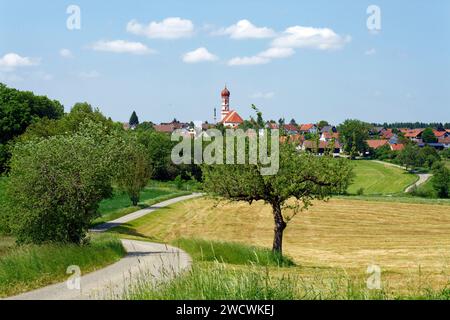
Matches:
[299,123,318,134]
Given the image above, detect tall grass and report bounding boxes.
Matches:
[174,238,295,267]
[0,234,125,297]
[123,262,398,300]
[124,262,450,300]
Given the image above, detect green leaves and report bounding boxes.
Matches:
[5,121,122,244]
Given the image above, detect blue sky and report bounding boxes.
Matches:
[0,0,449,124]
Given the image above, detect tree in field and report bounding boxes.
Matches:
[421,128,437,143]
[115,136,152,206]
[398,144,420,171]
[129,111,139,129]
[5,121,120,244]
[432,162,449,198]
[338,119,370,158]
[202,138,353,256]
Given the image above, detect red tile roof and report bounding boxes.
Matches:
[222,110,244,124]
[404,129,424,138]
[366,139,389,149]
[284,124,300,132]
[322,132,340,140]
[438,136,450,144]
[390,143,405,151]
[433,130,447,138]
[299,123,316,131]
[280,134,304,144]
[380,129,394,139]
[154,124,176,133]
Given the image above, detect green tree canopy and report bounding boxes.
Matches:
[338,119,370,158]
[0,83,64,171]
[5,121,121,244]
[202,140,353,256]
[129,111,139,128]
[421,128,437,143]
[115,134,153,206]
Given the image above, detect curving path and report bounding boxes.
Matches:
[371,160,433,193]
[405,174,432,193]
[7,193,204,300]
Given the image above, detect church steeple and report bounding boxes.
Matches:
[221,85,230,121]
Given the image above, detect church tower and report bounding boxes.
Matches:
[221,85,230,121]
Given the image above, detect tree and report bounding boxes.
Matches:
[115,136,152,206]
[0,83,64,172]
[398,144,420,171]
[318,120,329,129]
[422,128,437,143]
[432,162,449,198]
[5,121,120,244]
[289,118,297,126]
[129,111,139,128]
[338,119,370,157]
[202,134,353,256]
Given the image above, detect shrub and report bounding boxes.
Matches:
[115,136,152,206]
[5,121,120,244]
[432,162,450,198]
[356,187,365,196]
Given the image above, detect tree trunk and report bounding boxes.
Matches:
[131,195,139,206]
[272,202,286,255]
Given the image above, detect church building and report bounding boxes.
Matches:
[219,86,243,128]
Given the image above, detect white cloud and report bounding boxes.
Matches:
[182,47,218,63]
[214,19,276,39]
[228,56,270,66]
[91,40,155,55]
[127,17,194,39]
[272,26,351,50]
[0,53,40,71]
[60,48,74,58]
[250,92,275,99]
[365,48,376,55]
[228,46,294,67]
[258,47,295,59]
[79,70,100,79]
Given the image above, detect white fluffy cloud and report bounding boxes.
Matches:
[91,40,155,55]
[182,47,218,63]
[228,56,270,66]
[215,19,276,39]
[258,47,295,59]
[60,48,74,58]
[127,17,194,39]
[271,26,351,50]
[228,46,294,66]
[250,92,275,99]
[0,53,39,71]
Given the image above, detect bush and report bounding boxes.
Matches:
[432,162,450,198]
[356,187,365,196]
[115,136,152,206]
[5,122,121,244]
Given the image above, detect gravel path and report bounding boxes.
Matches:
[405,174,432,193]
[7,193,203,300]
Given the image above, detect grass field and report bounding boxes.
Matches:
[112,197,450,297]
[347,160,417,195]
[0,233,125,297]
[93,183,191,225]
